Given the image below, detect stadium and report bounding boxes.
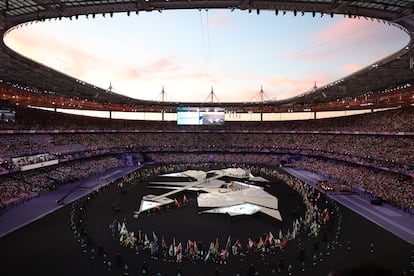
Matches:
[0,1,414,276]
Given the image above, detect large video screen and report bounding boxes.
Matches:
[177,107,225,125]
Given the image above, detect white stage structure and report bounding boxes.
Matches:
[137,168,282,221]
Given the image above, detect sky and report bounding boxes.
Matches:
[3,9,410,103]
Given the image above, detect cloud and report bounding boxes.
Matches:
[259,71,338,100]
[311,17,406,59]
[6,27,199,88]
[209,10,236,30]
[4,27,108,80]
[204,65,339,101]
[313,18,371,43]
[282,19,371,63]
[146,58,179,73]
[283,17,408,76]
[340,63,362,74]
[122,68,142,80]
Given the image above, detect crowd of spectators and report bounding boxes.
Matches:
[0,156,125,206]
[293,157,414,212]
[145,152,281,167]
[0,106,413,212]
[1,131,412,174]
[11,153,56,168]
[0,106,413,133]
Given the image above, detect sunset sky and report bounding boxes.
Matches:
[3,9,410,103]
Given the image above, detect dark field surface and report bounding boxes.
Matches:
[0,173,412,276]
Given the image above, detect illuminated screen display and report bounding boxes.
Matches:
[177,107,225,125]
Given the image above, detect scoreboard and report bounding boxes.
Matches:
[177,107,225,125]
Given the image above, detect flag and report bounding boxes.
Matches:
[292,221,298,238]
[168,244,174,256]
[279,229,283,240]
[325,212,330,222]
[257,237,264,249]
[125,232,136,248]
[214,238,219,253]
[264,234,270,246]
[150,241,159,253]
[194,241,199,254]
[152,231,158,243]
[286,229,291,240]
[225,235,231,252]
[220,249,227,261]
[234,240,242,249]
[120,222,128,235]
[186,240,191,255]
[161,236,167,249]
[209,241,215,254]
[188,240,194,248]
[248,238,254,250]
[268,232,274,245]
[204,250,210,262]
[138,230,142,243]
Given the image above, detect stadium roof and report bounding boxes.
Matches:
[0,0,414,109]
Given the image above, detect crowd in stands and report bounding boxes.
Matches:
[0,156,124,206]
[293,157,414,212]
[0,106,413,133]
[145,152,281,167]
[11,153,56,168]
[0,106,413,212]
[1,131,412,174]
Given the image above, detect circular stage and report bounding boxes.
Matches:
[76,165,339,275]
